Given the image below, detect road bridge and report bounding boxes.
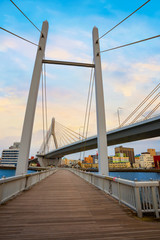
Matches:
[40,115,160,159]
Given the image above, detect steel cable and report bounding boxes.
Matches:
[120,83,160,127]
[130,92,160,124]
[99,34,160,54]
[10,0,41,33]
[0,27,38,47]
[98,0,151,41]
[144,102,160,120]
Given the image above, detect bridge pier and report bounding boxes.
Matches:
[38,157,61,167]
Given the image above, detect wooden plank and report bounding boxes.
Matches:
[0,169,160,239]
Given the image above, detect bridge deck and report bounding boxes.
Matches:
[0,169,160,239]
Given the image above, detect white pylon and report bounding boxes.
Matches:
[16,21,49,175]
[92,26,108,176]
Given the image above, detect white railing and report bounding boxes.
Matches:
[0,169,56,204]
[70,169,160,218]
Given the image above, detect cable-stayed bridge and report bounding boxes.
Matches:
[1,0,160,176]
[1,2,160,234]
[36,115,160,163]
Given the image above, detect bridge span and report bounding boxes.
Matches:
[0,169,160,239]
[40,115,160,159]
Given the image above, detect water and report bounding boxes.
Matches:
[0,169,36,179]
[94,171,160,181]
[109,172,160,181]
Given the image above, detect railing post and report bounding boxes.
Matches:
[134,187,142,218]
[118,182,121,204]
[16,21,49,176]
[92,26,108,176]
[151,186,159,218]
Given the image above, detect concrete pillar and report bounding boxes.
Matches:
[16,21,49,175]
[92,26,108,176]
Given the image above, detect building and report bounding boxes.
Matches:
[140,152,154,169]
[84,155,93,163]
[112,156,129,163]
[1,142,20,166]
[153,156,160,168]
[109,162,131,169]
[91,154,98,164]
[133,155,141,168]
[115,146,135,165]
[147,149,156,157]
[108,155,130,169]
[61,158,79,167]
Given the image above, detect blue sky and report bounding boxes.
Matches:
[0,0,160,158]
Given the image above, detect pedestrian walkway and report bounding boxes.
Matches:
[0,169,160,239]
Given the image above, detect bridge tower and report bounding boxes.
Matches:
[16,21,49,176]
[92,27,108,176]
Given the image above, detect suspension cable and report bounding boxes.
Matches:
[10,0,41,33]
[56,124,75,144]
[99,34,160,54]
[56,131,66,147]
[130,92,160,124]
[43,61,48,134]
[56,122,80,141]
[54,131,61,147]
[41,69,45,153]
[83,71,95,160]
[0,27,38,47]
[98,0,151,41]
[82,62,94,139]
[120,83,160,127]
[56,121,84,139]
[144,102,160,120]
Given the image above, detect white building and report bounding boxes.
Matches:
[1,142,20,166]
[140,152,154,169]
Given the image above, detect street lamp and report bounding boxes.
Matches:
[117,107,123,127]
[79,126,84,160]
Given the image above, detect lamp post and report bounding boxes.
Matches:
[79,126,83,161]
[117,107,123,127]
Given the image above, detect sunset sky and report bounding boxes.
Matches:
[0,0,160,158]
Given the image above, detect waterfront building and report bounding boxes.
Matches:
[108,155,130,169]
[84,155,93,163]
[61,158,79,167]
[1,142,20,166]
[81,163,98,169]
[133,155,141,168]
[140,152,154,169]
[109,162,131,169]
[156,151,160,156]
[91,154,98,164]
[147,149,156,157]
[112,156,129,162]
[115,146,135,165]
[153,155,160,168]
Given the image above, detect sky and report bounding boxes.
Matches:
[0,0,160,159]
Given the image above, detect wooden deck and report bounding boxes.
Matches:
[0,169,160,239]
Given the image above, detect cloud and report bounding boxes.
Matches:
[0,37,17,52]
[1,1,160,158]
[46,47,73,60]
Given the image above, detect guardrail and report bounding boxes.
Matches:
[0,169,56,204]
[70,169,160,218]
